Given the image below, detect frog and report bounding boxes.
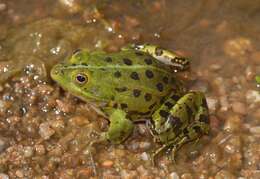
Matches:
[50,44,210,164]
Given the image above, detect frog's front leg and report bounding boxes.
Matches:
[125,44,190,72]
[105,109,134,144]
[151,91,210,164]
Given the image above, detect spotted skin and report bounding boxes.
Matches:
[51,44,209,165]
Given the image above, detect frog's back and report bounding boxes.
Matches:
[71,49,179,118]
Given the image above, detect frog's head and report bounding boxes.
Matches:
[50,50,109,102]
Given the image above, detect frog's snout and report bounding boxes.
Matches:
[50,64,64,80]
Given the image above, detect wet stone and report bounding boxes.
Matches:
[231,101,247,115]
[0,173,9,179]
[0,137,7,153]
[23,146,34,158]
[249,126,260,134]
[39,122,55,140]
[169,172,180,179]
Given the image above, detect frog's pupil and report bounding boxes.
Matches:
[76,74,86,83]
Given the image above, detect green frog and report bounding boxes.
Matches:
[51,44,210,163]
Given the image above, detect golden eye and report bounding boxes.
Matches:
[75,73,88,84]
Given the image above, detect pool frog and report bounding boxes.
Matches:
[51,44,210,164]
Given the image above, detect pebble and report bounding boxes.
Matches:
[140,152,149,161]
[169,172,180,179]
[101,160,114,168]
[77,168,93,178]
[139,141,151,150]
[0,137,7,153]
[0,173,9,179]
[231,101,247,115]
[207,97,219,113]
[249,126,260,134]
[246,90,260,104]
[215,169,235,179]
[39,122,55,140]
[35,144,46,155]
[224,37,253,58]
[23,146,34,158]
[224,115,242,132]
[0,3,6,11]
[56,99,74,113]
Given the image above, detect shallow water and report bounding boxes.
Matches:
[0,0,259,178]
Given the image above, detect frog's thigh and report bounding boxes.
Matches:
[106,109,134,144]
[166,91,210,143]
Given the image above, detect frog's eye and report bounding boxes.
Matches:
[75,73,88,84]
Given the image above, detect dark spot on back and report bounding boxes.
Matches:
[130,72,140,80]
[144,58,153,65]
[163,76,169,84]
[199,114,209,124]
[123,58,133,65]
[183,128,189,135]
[149,102,157,110]
[113,103,118,108]
[135,51,143,56]
[145,70,154,79]
[105,57,112,62]
[114,71,121,78]
[121,103,128,109]
[165,102,174,109]
[71,63,76,66]
[133,89,141,97]
[171,95,180,101]
[81,63,88,66]
[159,110,169,118]
[185,104,193,120]
[193,126,201,133]
[156,83,164,92]
[144,93,152,101]
[167,115,182,128]
[155,47,163,56]
[115,87,128,92]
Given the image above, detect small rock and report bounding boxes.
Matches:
[15,170,24,178]
[249,126,260,134]
[224,37,253,58]
[101,160,114,168]
[231,101,247,115]
[139,141,151,150]
[169,172,180,179]
[246,90,260,103]
[140,152,149,161]
[59,0,82,14]
[77,168,93,178]
[224,115,242,132]
[0,137,7,153]
[0,173,9,179]
[35,144,46,155]
[0,3,6,11]
[207,97,219,113]
[23,146,34,158]
[56,99,74,113]
[215,170,235,179]
[39,122,55,140]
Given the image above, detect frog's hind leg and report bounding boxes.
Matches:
[134,44,190,72]
[152,91,210,164]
